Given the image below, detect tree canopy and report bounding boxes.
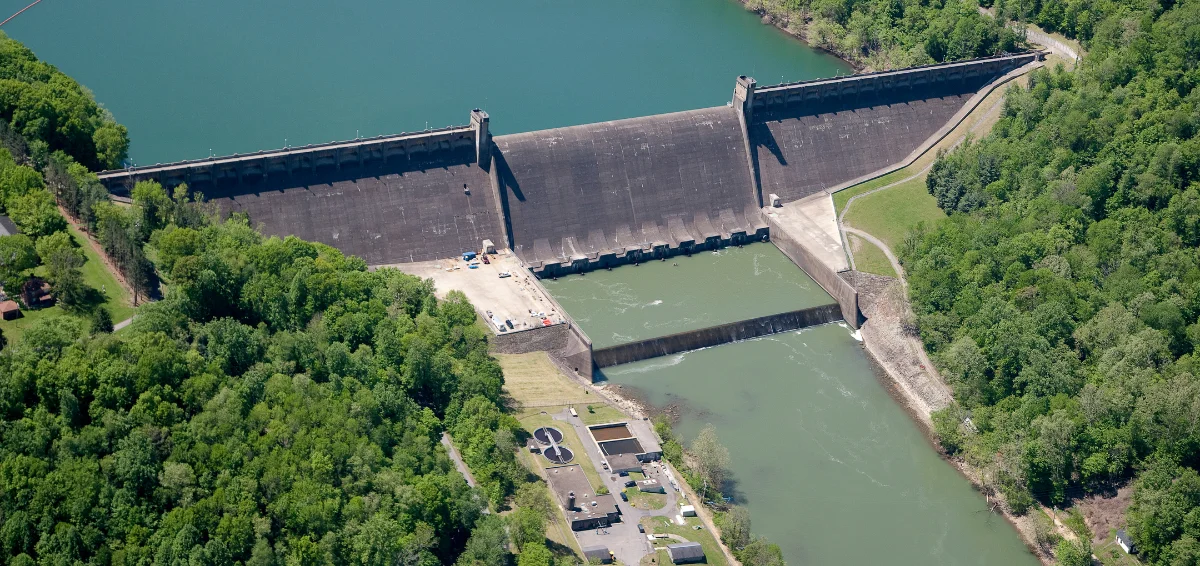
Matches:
[0,32,128,170]
[908,0,1200,563]
[0,215,527,565]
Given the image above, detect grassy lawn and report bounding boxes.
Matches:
[843,176,946,252]
[832,75,1020,216]
[621,471,667,510]
[1,224,136,344]
[624,486,668,511]
[833,168,913,214]
[847,233,897,277]
[517,409,605,490]
[499,352,596,409]
[641,516,728,566]
[578,403,628,426]
[1094,539,1140,566]
[67,223,136,322]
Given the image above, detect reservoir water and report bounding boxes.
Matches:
[562,248,1041,565]
[5,0,848,165]
[8,3,1035,563]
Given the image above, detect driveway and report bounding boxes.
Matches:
[552,409,680,564]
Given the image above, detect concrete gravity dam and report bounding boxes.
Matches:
[98,53,1042,372]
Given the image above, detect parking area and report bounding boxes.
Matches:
[382,251,565,334]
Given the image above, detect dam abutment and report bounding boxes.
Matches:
[766,211,862,329]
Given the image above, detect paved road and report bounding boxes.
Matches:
[844,227,905,281]
[440,433,479,488]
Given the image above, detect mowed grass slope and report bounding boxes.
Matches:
[1,223,136,343]
[498,351,595,409]
[847,233,897,277]
[843,177,946,252]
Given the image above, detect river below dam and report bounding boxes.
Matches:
[557,247,1040,565]
[541,246,832,348]
[8,2,1036,563]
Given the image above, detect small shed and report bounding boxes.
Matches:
[481,239,495,254]
[680,505,696,517]
[0,300,20,321]
[638,479,665,493]
[666,542,705,564]
[581,545,612,564]
[1116,529,1136,554]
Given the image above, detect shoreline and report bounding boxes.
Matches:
[849,271,1053,564]
[592,275,1053,564]
[733,0,866,71]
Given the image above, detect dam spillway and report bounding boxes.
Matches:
[494,107,764,269]
[98,53,1041,312]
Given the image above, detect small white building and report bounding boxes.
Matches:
[1116,529,1136,554]
[481,239,495,254]
[680,505,696,517]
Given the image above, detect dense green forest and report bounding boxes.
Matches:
[0,31,543,564]
[741,0,1022,69]
[0,212,539,565]
[0,33,128,171]
[909,0,1200,563]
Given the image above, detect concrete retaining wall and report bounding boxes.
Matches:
[766,212,862,329]
[490,323,569,355]
[592,303,842,368]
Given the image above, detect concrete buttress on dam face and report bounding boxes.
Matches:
[97,54,1040,272]
[493,107,762,269]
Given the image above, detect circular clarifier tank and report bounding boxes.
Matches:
[542,446,574,464]
[534,426,564,445]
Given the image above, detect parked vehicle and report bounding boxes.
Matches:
[462,251,477,261]
[498,271,511,278]
[624,480,636,488]
[638,524,645,533]
[620,492,628,502]
[505,319,514,329]
[481,255,490,264]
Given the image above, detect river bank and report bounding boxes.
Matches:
[847,270,1054,564]
[733,0,867,71]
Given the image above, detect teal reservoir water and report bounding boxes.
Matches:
[540,245,833,347]
[600,325,1041,566]
[4,0,848,165]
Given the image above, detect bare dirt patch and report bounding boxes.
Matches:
[1078,484,1134,544]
